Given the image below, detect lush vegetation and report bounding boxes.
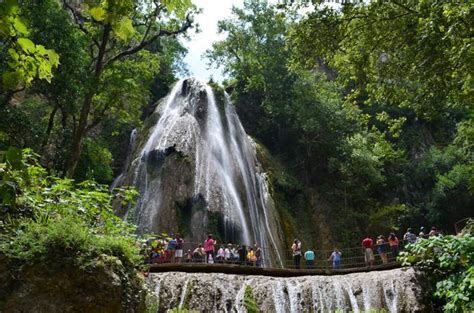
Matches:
[399,222,474,312]
[0,147,139,268]
[207,0,473,246]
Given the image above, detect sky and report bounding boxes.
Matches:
[182,0,242,81]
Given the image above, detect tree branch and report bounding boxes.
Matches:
[62,0,100,48]
[391,1,419,15]
[105,14,193,67]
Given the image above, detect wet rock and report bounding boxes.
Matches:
[147,267,427,312]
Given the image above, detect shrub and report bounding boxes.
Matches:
[399,223,474,312]
[0,148,141,271]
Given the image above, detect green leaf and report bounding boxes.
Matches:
[112,17,135,41]
[17,37,35,53]
[12,16,28,35]
[88,6,106,22]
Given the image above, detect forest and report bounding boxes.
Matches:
[0,0,472,311]
[2,0,471,239]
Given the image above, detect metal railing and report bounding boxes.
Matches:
[143,239,411,270]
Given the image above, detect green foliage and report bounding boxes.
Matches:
[75,138,114,184]
[0,149,142,272]
[399,225,474,312]
[0,0,59,89]
[207,0,473,247]
[290,1,472,120]
[244,285,259,313]
[0,147,23,206]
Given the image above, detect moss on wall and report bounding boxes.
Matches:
[243,285,259,313]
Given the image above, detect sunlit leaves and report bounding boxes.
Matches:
[0,0,29,37]
[3,39,60,88]
[162,0,193,19]
[84,0,136,41]
[88,6,107,21]
[0,0,59,89]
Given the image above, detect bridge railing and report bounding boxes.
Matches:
[143,239,411,270]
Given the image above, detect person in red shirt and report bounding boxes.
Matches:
[361,236,374,266]
[203,234,216,263]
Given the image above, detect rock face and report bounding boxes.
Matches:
[113,78,284,266]
[147,268,426,312]
[0,257,146,313]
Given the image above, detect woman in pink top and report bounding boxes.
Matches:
[204,234,216,263]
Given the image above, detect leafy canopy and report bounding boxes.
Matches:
[0,0,59,89]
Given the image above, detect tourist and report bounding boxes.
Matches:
[224,244,232,263]
[292,239,302,269]
[203,234,216,263]
[216,245,225,263]
[254,244,263,267]
[193,244,205,262]
[166,236,177,263]
[151,239,165,263]
[429,226,439,237]
[231,245,240,264]
[186,249,193,263]
[376,235,388,264]
[304,248,315,269]
[388,233,399,259]
[328,248,342,269]
[361,235,374,267]
[174,234,184,263]
[403,228,417,244]
[418,227,429,239]
[247,247,257,266]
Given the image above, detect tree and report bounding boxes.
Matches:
[60,0,195,177]
[287,0,473,233]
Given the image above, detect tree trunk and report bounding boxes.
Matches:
[65,25,111,178]
[42,104,59,148]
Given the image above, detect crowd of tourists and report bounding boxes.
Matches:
[292,225,442,270]
[144,234,264,266]
[144,226,441,270]
[290,239,341,270]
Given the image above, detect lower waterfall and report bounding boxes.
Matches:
[147,268,425,312]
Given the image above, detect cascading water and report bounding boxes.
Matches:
[147,268,426,312]
[113,78,284,266]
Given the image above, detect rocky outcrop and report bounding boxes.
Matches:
[147,267,427,312]
[0,257,146,313]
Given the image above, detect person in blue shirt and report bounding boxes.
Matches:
[328,248,342,269]
[304,248,316,269]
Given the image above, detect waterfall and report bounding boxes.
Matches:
[147,268,426,312]
[114,78,284,266]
